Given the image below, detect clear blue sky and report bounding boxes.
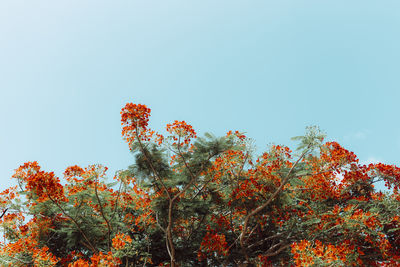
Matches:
[1,0,399,190]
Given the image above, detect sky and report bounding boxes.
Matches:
[1,0,400,191]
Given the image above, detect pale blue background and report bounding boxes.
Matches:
[1,0,399,190]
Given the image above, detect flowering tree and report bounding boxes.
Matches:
[0,102,399,266]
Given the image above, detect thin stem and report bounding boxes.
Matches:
[135,123,171,200]
[48,195,98,253]
[113,179,123,216]
[94,173,112,250]
[0,209,8,219]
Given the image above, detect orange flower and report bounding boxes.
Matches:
[166,120,197,145]
[291,240,355,266]
[112,232,132,250]
[198,229,228,261]
[90,251,121,267]
[12,162,67,203]
[121,102,152,145]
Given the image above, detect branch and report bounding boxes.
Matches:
[143,236,151,267]
[155,211,166,234]
[176,138,201,189]
[264,243,291,257]
[235,152,250,183]
[191,177,213,200]
[4,256,31,265]
[239,146,310,259]
[135,124,172,200]
[173,141,216,202]
[185,214,206,243]
[247,232,285,249]
[94,173,112,250]
[227,234,241,251]
[48,195,98,253]
[0,208,8,219]
[173,142,200,202]
[112,179,123,216]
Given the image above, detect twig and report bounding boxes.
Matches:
[0,208,8,219]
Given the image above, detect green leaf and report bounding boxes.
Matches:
[295,170,310,176]
[304,218,321,225]
[289,177,305,186]
[291,136,303,141]
[107,181,119,187]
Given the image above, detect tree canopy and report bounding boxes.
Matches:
[1,102,400,266]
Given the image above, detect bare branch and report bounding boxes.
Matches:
[0,208,8,219]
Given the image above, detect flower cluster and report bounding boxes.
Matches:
[373,163,400,194]
[0,186,17,208]
[198,229,228,261]
[33,246,59,266]
[90,251,121,267]
[64,165,84,182]
[226,130,246,141]
[121,102,152,145]
[112,232,133,250]
[320,142,358,170]
[291,240,355,266]
[166,120,197,146]
[68,252,121,267]
[12,162,67,203]
[1,217,60,266]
